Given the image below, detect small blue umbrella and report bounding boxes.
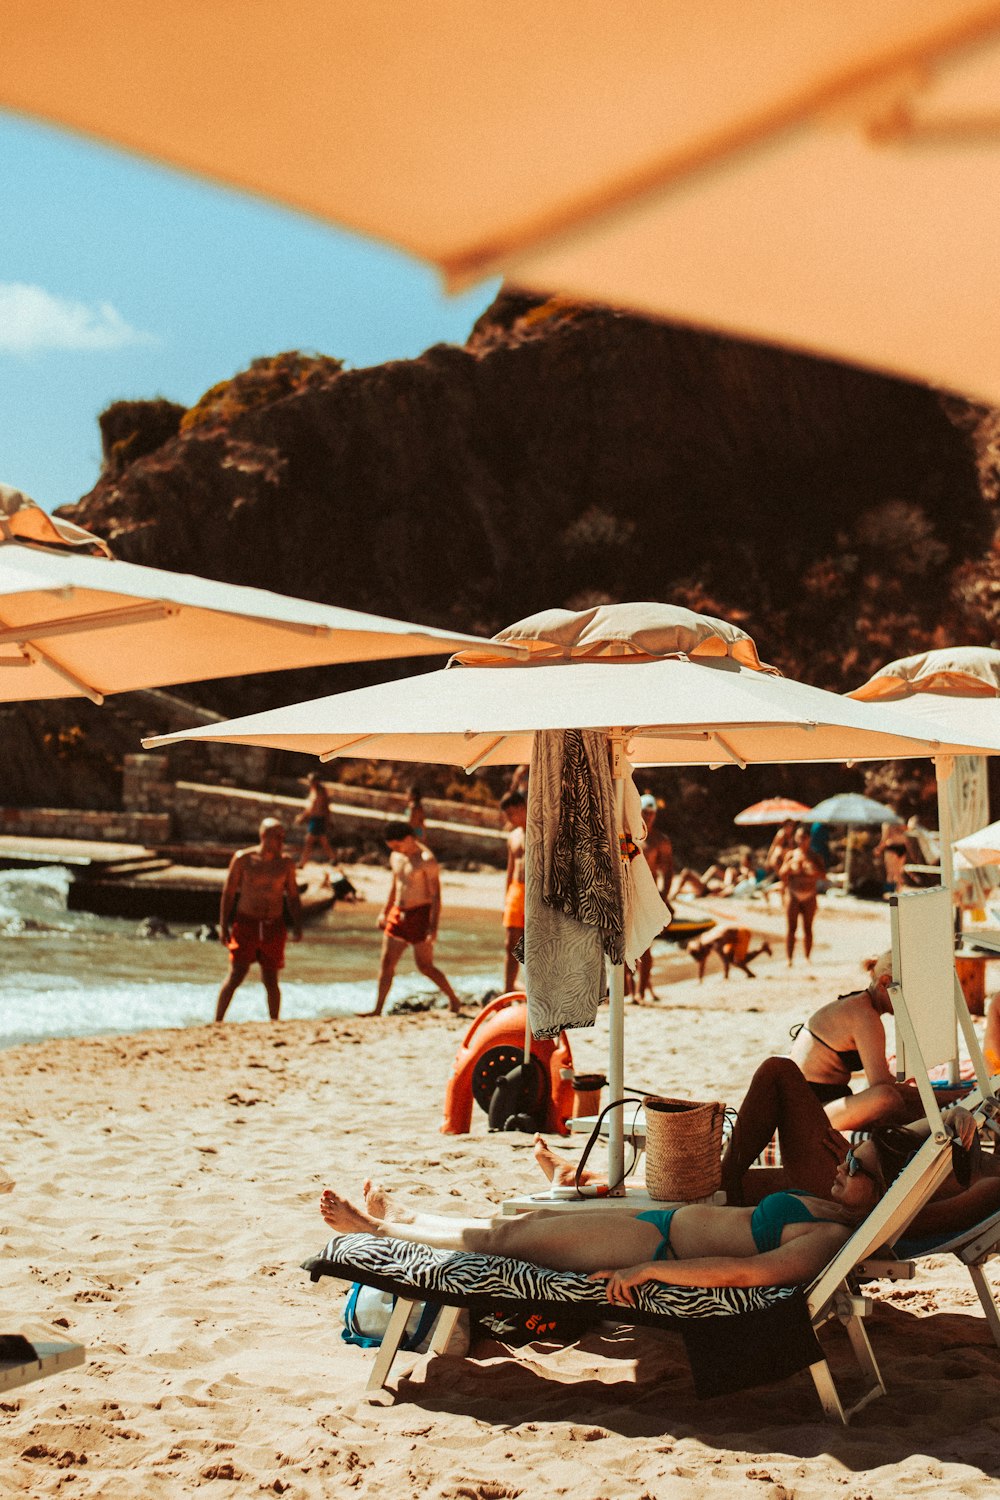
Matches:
[805,793,896,825]
[804,794,898,892]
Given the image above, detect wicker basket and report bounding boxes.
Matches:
[643,1096,725,1201]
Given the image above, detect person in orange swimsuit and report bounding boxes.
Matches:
[500,790,527,991]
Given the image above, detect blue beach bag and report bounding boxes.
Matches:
[341,1283,439,1353]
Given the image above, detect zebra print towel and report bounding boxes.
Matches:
[303,1233,822,1397]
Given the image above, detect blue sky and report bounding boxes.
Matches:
[0,111,498,508]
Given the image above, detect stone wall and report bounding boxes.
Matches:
[0,806,171,844]
[121,757,507,863]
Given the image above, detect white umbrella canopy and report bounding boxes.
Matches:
[805,793,898,824]
[144,600,1000,1188]
[0,489,512,704]
[954,819,1000,867]
[849,646,1000,890]
[6,2,1000,399]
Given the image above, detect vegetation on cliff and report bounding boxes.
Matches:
[12,291,1000,860]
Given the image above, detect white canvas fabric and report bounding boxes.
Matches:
[852,647,1000,701]
[0,498,505,703]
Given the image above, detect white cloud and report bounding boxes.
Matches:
[0,282,155,355]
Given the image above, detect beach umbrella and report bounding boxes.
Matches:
[7,4,1000,400]
[954,820,1000,869]
[805,792,898,893]
[0,488,513,704]
[144,601,1000,1189]
[850,647,1000,890]
[805,793,898,825]
[734,797,811,826]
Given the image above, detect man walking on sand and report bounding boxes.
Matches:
[295,772,335,867]
[372,821,462,1017]
[500,790,527,992]
[216,818,303,1022]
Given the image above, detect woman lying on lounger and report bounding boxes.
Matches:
[319,1094,966,1303]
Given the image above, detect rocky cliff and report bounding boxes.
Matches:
[11,291,1000,855]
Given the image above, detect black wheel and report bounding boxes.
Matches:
[471,1045,526,1113]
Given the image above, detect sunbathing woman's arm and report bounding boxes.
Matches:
[589,1223,850,1303]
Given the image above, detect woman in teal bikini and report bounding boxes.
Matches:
[319,1124,909,1304]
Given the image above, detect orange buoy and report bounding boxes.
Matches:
[441,991,575,1136]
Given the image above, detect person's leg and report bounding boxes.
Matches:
[215,959,251,1022]
[800,895,817,960]
[636,946,656,1000]
[299,833,316,868]
[413,939,462,1013]
[260,965,282,1021]
[319,1189,663,1271]
[373,934,407,1016]
[504,925,523,992]
[721,1056,848,1203]
[784,895,799,964]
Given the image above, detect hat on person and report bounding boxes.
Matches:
[640,794,657,811]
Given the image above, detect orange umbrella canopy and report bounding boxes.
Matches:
[6,2,1000,398]
[734,798,811,826]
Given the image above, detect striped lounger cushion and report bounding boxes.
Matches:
[303,1233,822,1397]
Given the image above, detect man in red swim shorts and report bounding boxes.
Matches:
[216,818,303,1022]
[372,821,462,1017]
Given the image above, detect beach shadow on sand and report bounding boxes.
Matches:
[389,1305,1000,1472]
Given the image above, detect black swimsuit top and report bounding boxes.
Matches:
[790,1021,862,1074]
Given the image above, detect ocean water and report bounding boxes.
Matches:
[0,866,505,1049]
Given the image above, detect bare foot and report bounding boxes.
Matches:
[532,1133,600,1188]
[320,1189,379,1235]
[361,1179,417,1222]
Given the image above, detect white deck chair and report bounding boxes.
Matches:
[804,886,999,1421]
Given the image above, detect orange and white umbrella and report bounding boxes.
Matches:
[734,797,811,826]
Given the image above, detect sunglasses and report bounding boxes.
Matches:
[844,1147,878,1184]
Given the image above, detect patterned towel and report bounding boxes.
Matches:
[524,729,620,1037]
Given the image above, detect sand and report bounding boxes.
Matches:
[2,880,1000,1499]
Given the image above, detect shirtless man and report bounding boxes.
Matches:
[779,825,825,965]
[216,818,303,1022]
[373,821,462,1016]
[629,794,674,1001]
[500,790,527,991]
[295,773,335,867]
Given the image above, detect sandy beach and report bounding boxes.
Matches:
[2,878,999,1499]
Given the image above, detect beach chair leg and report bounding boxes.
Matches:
[968,1263,1000,1349]
[363,1296,416,1401]
[428,1305,462,1355]
[807,1358,847,1422]
[842,1309,886,1402]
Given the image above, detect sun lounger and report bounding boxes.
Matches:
[0,1324,85,1394]
[854,1207,1000,1349]
[303,1232,823,1404]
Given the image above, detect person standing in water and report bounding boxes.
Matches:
[372,822,462,1016]
[216,818,303,1022]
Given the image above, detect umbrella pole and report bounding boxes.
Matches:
[608,733,626,1196]
[843,828,854,894]
[935,754,960,1086]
